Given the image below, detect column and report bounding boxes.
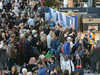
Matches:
[63,0,68,7]
[88,0,96,7]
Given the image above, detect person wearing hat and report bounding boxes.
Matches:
[83,34,90,49]
[64,37,71,56]
[31,30,39,55]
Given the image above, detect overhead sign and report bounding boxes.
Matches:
[84,23,100,31]
[58,8,87,13]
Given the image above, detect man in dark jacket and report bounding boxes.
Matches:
[7,0,12,11]
[0,44,7,69]
[90,43,100,74]
[37,62,46,75]
[75,39,82,49]
[31,30,39,55]
[25,36,33,64]
[83,34,90,49]
[47,57,57,75]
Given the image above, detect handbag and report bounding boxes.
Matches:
[61,44,64,53]
[45,51,52,59]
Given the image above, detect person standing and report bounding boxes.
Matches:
[61,55,74,75]
[90,44,100,74]
[24,6,28,17]
[0,44,7,69]
[8,39,17,71]
[28,17,34,28]
[83,34,90,49]
[18,39,25,66]
[24,36,33,64]
[7,0,12,11]
[37,62,46,75]
[50,34,57,55]
[64,37,71,56]
[47,31,52,51]
[31,30,39,55]
[47,57,57,75]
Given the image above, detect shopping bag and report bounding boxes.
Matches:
[45,51,52,59]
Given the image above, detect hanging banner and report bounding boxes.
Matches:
[68,0,73,7]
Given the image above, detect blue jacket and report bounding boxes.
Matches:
[50,40,57,49]
[56,41,60,49]
[74,50,84,56]
[83,37,89,49]
[37,67,46,75]
[75,42,82,49]
[24,40,32,54]
[64,41,70,56]
[48,62,57,72]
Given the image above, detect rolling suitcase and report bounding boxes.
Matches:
[74,59,84,75]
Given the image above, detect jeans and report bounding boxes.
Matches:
[9,59,16,71]
[91,61,96,73]
[33,47,37,54]
[51,48,57,55]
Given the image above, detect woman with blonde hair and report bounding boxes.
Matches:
[50,33,57,55]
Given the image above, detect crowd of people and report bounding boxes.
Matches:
[0,0,100,75]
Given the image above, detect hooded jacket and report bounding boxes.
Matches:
[90,47,100,62]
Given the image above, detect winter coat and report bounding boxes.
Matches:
[64,41,70,56]
[48,62,57,72]
[8,44,17,59]
[90,47,100,62]
[24,40,33,54]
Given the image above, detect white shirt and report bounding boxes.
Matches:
[61,59,74,74]
[63,0,68,4]
[70,42,74,53]
[14,6,19,15]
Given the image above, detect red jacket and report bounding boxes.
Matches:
[18,43,25,53]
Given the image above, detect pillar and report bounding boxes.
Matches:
[88,0,96,7]
[63,0,68,7]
